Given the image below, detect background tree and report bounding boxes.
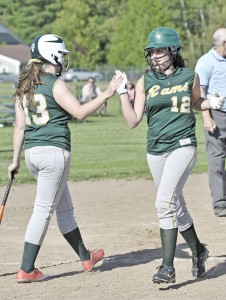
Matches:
[162,0,226,67]
[51,0,122,69]
[107,0,173,68]
[0,0,62,45]
[162,0,211,67]
[1,0,226,68]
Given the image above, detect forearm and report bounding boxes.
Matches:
[12,126,24,163]
[76,90,111,120]
[201,109,211,119]
[120,94,140,128]
[192,97,210,111]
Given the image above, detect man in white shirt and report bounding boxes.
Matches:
[195,28,226,217]
[81,77,106,116]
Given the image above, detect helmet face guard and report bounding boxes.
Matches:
[144,27,181,72]
[31,34,71,68]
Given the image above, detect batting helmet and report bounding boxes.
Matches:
[144,27,181,56]
[30,34,71,66]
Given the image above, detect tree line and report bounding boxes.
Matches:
[1,0,226,69]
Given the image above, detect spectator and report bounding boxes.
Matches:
[195,28,226,217]
[81,77,107,116]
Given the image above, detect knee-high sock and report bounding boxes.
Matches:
[21,242,40,273]
[63,228,90,261]
[160,228,178,267]
[180,224,204,256]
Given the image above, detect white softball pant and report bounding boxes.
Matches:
[24,146,77,245]
[147,147,197,231]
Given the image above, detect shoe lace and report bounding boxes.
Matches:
[193,252,205,268]
[156,265,172,272]
[155,265,174,279]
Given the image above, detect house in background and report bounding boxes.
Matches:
[0,24,30,75]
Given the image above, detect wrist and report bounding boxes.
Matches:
[102,90,112,99]
[119,92,128,96]
[117,88,128,96]
[13,158,20,164]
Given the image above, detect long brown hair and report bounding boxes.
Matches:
[14,59,45,108]
[173,54,185,68]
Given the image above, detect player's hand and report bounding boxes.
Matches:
[203,117,216,133]
[208,93,225,109]
[8,162,19,180]
[106,74,124,97]
[115,70,128,96]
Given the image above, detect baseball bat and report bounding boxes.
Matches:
[0,172,15,225]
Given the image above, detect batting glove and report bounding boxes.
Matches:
[208,93,225,109]
[115,70,128,95]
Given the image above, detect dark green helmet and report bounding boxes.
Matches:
[144,27,181,56]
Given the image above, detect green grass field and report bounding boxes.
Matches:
[0,82,208,186]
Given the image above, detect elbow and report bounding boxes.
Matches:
[123,115,141,128]
[192,104,201,112]
[127,121,138,129]
[129,124,136,129]
[72,112,86,121]
[191,101,199,111]
[75,115,85,121]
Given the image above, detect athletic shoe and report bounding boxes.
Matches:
[214,201,226,217]
[152,265,176,284]
[82,249,104,272]
[214,207,226,217]
[16,268,50,283]
[192,245,209,278]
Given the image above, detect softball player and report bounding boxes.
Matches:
[116,27,225,284]
[8,34,123,283]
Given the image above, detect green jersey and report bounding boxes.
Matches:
[144,67,197,155]
[24,73,72,151]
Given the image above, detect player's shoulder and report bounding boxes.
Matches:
[177,67,195,80]
[41,73,59,86]
[182,67,195,75]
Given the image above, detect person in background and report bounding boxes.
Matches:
[195,28,226,217]
[81,77,107,116]
[115,27,225,284]
[8,34,123,283]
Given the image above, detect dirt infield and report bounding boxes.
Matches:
[0,174,226,300]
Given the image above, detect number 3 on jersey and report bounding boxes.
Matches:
[24,94,50,125]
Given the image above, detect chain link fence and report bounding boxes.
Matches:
[96,66,146,82]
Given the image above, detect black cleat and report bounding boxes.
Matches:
[152,265,176,284]
[214,207,226,217]
[192,245,209,278]
[214,201,226,217]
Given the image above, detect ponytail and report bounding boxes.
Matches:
[14,59,45,108]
